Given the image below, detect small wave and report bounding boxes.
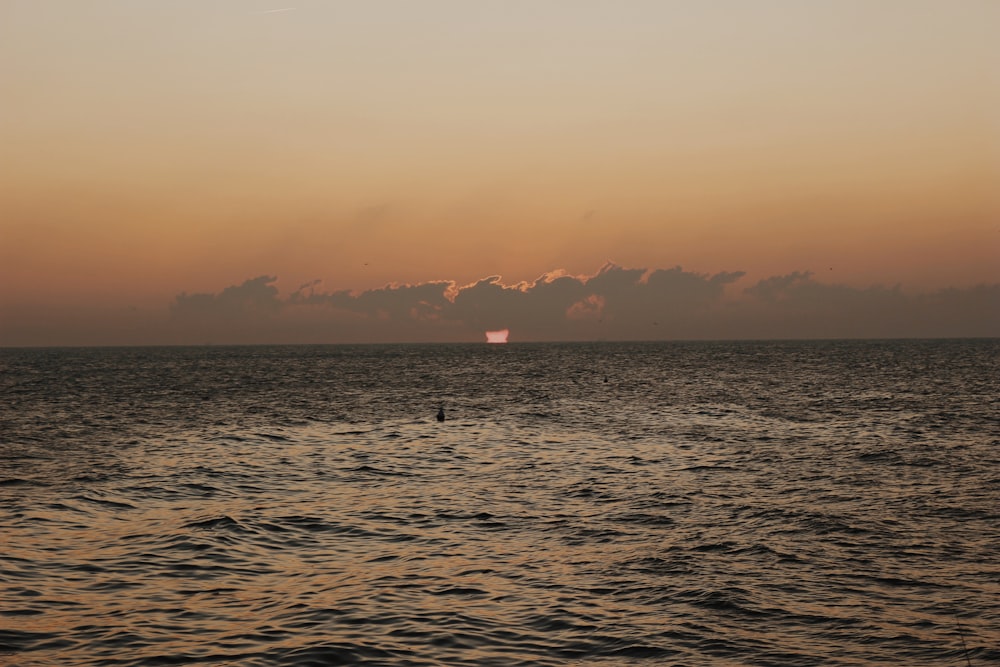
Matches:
[347,464,414,477]
[267,515,414,542]
[687,540,738,553]
[621,556,694,576]
[0,628,72,654]
[0,608,44,617]
[858,449,904,462]
[0,478,43,488]
[73,495,137,510]
[564,485,618,502]
[611,512,675,526]
[177,481,228,495]
[183,515,248,532]
[429,586,489,597]
[43,501,92,515]
[676,586,758,615]
[435,510,496,522]
[254,431,290,442]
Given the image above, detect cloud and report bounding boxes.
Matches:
[171,275,282,320]
[737,272,1000,339]
[156,264,781,343]
[167,275,285,343]
[566,294,605,321]
[6,264,994,346]
[344,281,455,322]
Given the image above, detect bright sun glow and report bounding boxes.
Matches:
[485,329,509,344]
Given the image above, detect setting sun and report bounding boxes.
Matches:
[485,329,510,344]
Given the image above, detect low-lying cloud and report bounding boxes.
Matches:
[164,263,1000,344]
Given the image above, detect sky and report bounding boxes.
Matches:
[1,0,998,345]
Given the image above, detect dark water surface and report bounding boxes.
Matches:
[1,340,998,665]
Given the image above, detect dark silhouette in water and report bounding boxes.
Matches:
[436,407,445,422]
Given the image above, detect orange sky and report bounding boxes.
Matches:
[1,1,998,344]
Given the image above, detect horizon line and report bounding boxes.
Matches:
[2,335,997,351]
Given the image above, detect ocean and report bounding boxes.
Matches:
[1,340,997,666]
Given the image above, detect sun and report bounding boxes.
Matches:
[485,329,509,344]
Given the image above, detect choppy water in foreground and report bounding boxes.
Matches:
[1,340,998,666]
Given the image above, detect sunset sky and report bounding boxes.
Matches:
[2,0,998,345]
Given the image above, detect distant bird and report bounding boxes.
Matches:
[436,407,445,422]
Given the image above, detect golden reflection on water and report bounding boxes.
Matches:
[2,341,998,664]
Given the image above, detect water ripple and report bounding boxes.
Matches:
[1,341,997,665]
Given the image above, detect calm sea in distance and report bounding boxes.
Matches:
[1,340,997,666]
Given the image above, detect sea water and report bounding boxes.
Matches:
[1,340,997,666]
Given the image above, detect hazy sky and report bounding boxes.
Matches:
[2,1,998,345]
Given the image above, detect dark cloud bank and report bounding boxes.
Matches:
[166,263,1000,344]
